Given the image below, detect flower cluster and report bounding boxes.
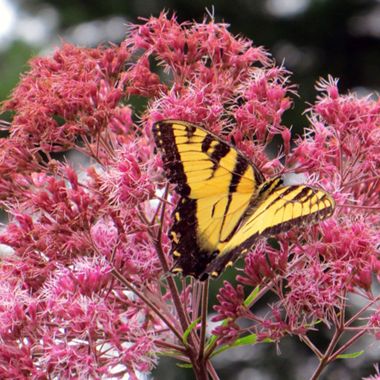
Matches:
[212,77,380,378]
[0,11,379,380]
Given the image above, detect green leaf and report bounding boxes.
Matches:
[211,334,274,358]
[176,363,193,368]
[337,350,364,359]
[232,334,258,346]
[182,317,201,346]
[211,333,258,357]
[244,285,260,307]
[206,286,261,350]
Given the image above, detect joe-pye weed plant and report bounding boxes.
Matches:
[0,12,379,380]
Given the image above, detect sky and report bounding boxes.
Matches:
[0,0,126,52]
[0,0,15,42]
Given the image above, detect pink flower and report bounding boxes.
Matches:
[368,308,380,339]
[101,140,156,206]
[213,281,247,321]
[238,241,288,287]
[363,365,380,380]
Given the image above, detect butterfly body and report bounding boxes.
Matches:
[153,120,335,280]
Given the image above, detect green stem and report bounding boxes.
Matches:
[199,279,209,360]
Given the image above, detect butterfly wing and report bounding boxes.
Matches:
[153,120,264,278]
[204,180,335,278]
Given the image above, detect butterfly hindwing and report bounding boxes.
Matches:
[204,180,335,277]
[153,120,335,280]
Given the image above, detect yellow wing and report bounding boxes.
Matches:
[153,120,264,278]
[204,180,335,278]
[153,120,335,280]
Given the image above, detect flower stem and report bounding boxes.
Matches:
[111,267,183,342]
[155,339,187,354]
[310,327,343,380]
[301,335,323,359]
[207,361,221,380]
[328,330,366,362]
[199,279,209,361]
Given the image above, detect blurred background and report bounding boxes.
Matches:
[0,0,379,379]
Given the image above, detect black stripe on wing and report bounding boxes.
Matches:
[200,185,335,280]
[219,155,250,242]
[169,197,218,277]
[153,122,190,196]
[153,120,265,196]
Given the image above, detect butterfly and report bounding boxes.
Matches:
[153,120,335,280]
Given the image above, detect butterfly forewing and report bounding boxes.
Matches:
[153,120,263,277]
